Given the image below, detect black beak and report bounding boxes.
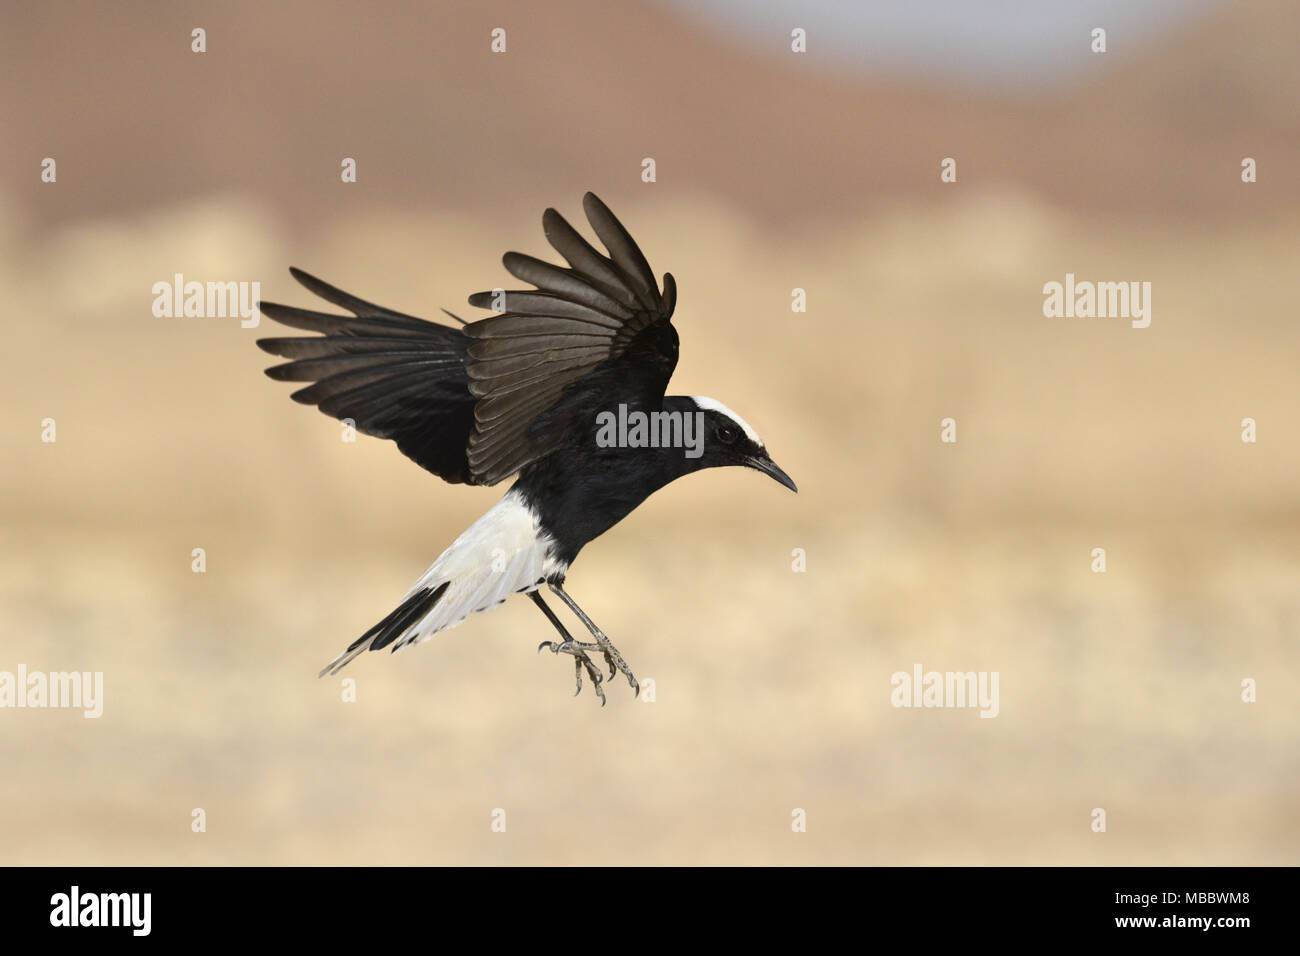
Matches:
[745,454,798,493]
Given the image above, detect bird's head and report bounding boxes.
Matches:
[678,396,797,493]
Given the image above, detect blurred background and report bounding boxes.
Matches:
[2,0,1297,865]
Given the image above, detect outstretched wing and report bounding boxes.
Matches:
[256,194,677,488]
[256,268,479,484]
[462,192,679,485]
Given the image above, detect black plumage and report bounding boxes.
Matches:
[257,193,794,703]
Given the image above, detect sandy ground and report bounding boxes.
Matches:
[2,189,1296,864]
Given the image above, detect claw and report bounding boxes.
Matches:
[539,633,627,707]
[584,658,606,705]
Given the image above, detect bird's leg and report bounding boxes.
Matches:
[529,590,605,705]
[548,582,639,697]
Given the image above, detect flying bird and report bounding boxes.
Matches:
[257,193,796,704]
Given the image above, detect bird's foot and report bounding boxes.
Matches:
[592,635,639,697]
[539,640,606,705]
[538,636,638,701]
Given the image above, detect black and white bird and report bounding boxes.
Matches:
[257,193,796,703]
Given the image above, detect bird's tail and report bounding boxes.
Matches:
[317,582,450,678]
[316,489,554,677]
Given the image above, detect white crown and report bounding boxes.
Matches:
[690,396,762,445]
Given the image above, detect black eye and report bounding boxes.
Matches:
[715,425,738,444]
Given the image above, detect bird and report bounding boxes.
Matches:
[256,192,796,704]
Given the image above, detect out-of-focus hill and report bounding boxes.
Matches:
[2,0,1295,236]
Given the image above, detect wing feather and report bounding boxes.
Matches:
[461,193,678,485]
[256,268,478,483]
[501,253,636,319]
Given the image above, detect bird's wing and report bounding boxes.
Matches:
[256,268,479,484]
[463,192,679,485]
